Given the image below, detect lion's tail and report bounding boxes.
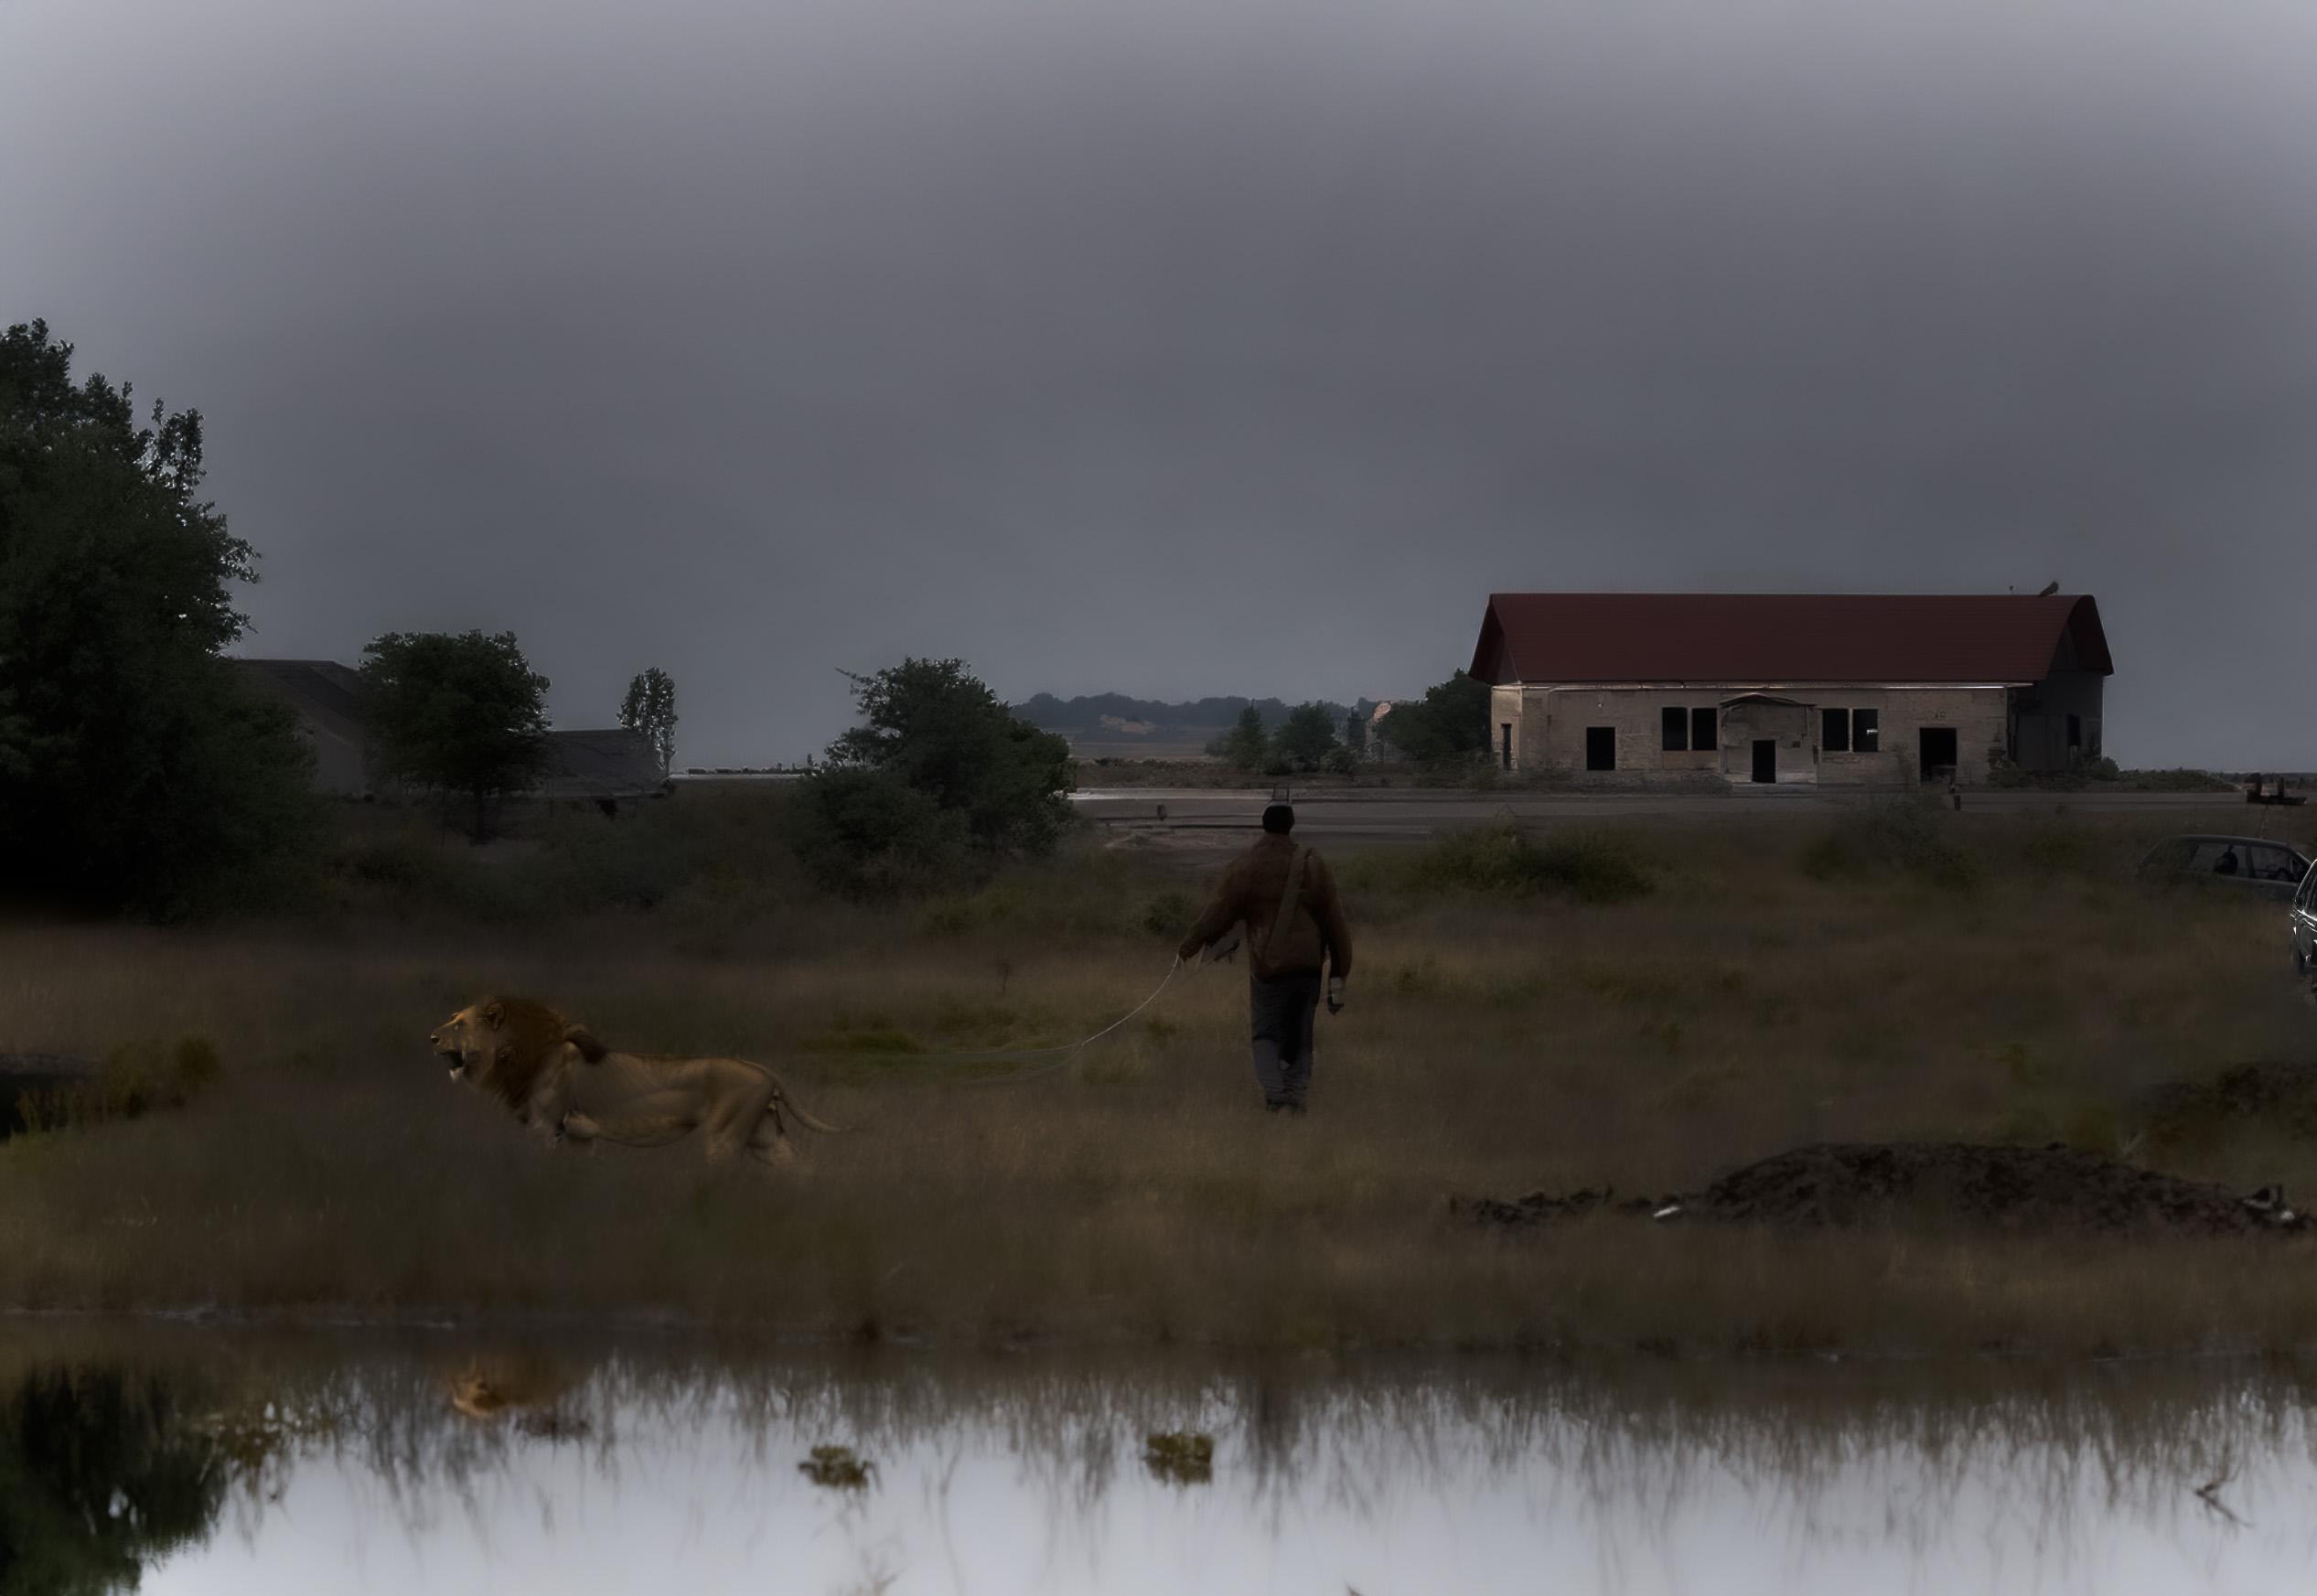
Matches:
[773,1075,844,1135]
[784,1098,845,1135]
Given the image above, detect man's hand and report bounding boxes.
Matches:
[1326,976,1346,1014]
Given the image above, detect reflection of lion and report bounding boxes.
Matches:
[428,998,840,1163]
[447,1356,590,1437]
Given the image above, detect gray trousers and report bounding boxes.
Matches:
[1249,971,1323,1107]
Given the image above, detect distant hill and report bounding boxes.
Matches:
[1014,693,1368,759]
[1014,693,1304,733]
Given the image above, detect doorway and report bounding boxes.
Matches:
[1918,726,1958,782]
[1585,727,1616,771]
[1751,740,1776,784]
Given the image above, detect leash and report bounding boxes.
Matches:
[859,956,1191,1086]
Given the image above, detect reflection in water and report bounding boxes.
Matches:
[0,1366,225,1595]
[2,1329,2313,1593]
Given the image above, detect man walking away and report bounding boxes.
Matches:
[1177,804,1354,1113]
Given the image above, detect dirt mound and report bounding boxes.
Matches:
[1447,1187,1643,1226]
[1455,1141,2307,1236]
[1689,1142,2296,1233]
[2142,1062,2317,1142]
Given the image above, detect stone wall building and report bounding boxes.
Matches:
[1468,593,2113,787]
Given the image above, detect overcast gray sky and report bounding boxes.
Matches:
[5,0,2314,766]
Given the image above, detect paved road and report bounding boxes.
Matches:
[1070,784,2262,849]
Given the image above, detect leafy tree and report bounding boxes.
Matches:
[1217,704,1270,772]
[1378,669,1491,765]
[619,666,678,775]
[1273,702,1344,774]
[1345,709,1368,759]
[792,657,1074,893]
[359,630,551,839]
[0,319,322,916]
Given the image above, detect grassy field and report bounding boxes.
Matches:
[5,790,2317,1355]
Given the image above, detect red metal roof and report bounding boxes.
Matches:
[1469,594,2112,686]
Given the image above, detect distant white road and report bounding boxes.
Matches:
[1069,784,2257,850]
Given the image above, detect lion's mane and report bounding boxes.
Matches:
[469,997,606,1109]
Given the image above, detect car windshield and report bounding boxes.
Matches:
[2247,845,2306,883]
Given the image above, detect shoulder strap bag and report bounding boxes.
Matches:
[1264,845,1312,963]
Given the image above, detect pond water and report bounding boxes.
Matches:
[6,1326,2315,1595]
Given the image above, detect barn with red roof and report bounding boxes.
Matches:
[1466,593,2112,786]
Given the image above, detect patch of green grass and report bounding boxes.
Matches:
[1358,821,1653,903]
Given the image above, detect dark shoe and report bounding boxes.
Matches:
[1263,1098,1293,1114]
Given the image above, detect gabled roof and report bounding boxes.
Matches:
[1469,594,2112,686]
[233,659,363,735]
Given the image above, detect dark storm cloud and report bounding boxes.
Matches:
[5,0,2316,764]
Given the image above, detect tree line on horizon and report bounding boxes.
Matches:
[3,317,1488,915]
[0,321,685,912]
[1021,674,1493,773]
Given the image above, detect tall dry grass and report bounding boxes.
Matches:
[5,797,2317,1354]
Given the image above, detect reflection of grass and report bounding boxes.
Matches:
[5,802,2317,1354]
[800,1443,874,1488]
[1143,1430,1213,1483]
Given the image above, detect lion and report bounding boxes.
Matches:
[428,997,839,1163]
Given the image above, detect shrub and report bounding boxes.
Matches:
[786,766,971,896]
[1401,821,1653,903]
[1800,798,1979,891]
[2130,767,2237,793]
[13,1034,223,1133]
[329,830,445,891]
[1140,890,1197,940]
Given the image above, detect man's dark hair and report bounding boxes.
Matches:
[1262,804,1294,834]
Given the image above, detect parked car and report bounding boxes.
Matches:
[2138,834,2311,905]
[2293,854,2317,976]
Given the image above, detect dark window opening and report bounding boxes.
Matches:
[1661,707,1688,752]
[1585,727,1616,771]
[1501,723,1514,770]
[1919,725,1958,781]
[1854,709,1880,753]
[1751,740,1776,784]
[2066,714,2082,749]
[1822,707,1850,753]
[1691,707,1716,752]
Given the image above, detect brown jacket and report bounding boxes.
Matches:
[1178,832,1354,980]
